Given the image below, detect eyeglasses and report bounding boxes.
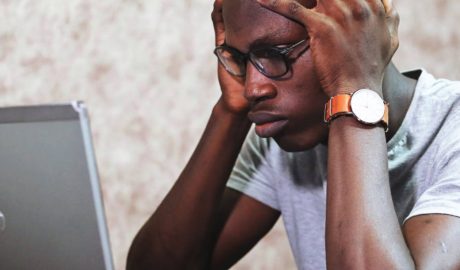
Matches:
[214,39,309,79]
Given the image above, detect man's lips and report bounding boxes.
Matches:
[248,112,288,137]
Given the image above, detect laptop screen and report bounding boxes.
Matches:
[0,102,114,270]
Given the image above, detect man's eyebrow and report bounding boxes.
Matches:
[224,35,281,53]
[249,35,281,50]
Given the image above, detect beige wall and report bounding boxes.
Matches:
[2,0,459,269]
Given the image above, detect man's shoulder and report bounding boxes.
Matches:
[414,69,460,99]
[403,69,460,163]
[402,69,460,133]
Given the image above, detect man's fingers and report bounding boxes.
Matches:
[256,0,324,30]
[381,0,393,13]
[211,0,225,46]
[387,8,400,52]
[211,0,224,24]
[382,0,399,41]
[385,4,399,32]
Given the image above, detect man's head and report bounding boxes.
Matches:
[221,0,329,152]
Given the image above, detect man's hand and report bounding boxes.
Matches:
[212,0,250,115]
[256,0,400,97]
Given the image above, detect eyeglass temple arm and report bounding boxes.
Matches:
[280,39,307,54]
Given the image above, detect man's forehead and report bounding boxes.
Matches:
[222,0,273,34]
[222,0,315,18]
[222,0,311,49]
[222,0,315,10]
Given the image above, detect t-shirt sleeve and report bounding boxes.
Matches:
[405,123,460,222]
[226,129,280,211]
[405,151,460,221]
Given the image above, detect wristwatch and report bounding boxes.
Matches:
[324,89,389,132]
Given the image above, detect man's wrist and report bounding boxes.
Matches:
[329,114,385,131]
[326,79,383,97]
[324,87,388,132]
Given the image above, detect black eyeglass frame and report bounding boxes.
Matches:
[214,39,308,79]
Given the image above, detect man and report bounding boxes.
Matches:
[127,0,460,269]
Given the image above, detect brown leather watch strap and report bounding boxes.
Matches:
[324,94,353,123]
[324,93,389,131]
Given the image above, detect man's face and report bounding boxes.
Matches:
[223,0,329,152]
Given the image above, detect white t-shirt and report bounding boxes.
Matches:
[227,70,460,270]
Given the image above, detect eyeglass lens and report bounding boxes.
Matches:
[250,48,287,77]
[216,47,288,78]
[215,39,308,78]
[215,48,246,76]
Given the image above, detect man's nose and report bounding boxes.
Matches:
[244,63,277,104]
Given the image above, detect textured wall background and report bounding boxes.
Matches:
[1,0,459,269]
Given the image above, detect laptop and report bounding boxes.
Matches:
[0,102,114,270]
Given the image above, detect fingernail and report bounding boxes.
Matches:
[256,0,269,4]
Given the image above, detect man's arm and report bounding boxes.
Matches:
[126,102,280,269]
[327,116,460,269]
[210,188,281,269]
[326,117,414,269]
[404,214,460,269]
[256,0,460,269]
[127,1,282,267]
[403,138,460,269]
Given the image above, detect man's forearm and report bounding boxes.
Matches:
[127,100,251,269]
[326,116,414,269]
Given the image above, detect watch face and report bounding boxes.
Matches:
[350,89,385,124]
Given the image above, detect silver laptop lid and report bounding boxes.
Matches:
[0,102,114,270]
